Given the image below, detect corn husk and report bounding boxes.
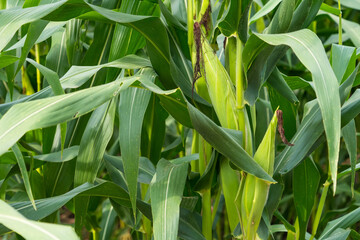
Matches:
[237,110,278,240]
[200,35,238,130]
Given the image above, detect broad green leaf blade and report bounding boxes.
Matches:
[322,229,350,240]
[335,0,360,10]
[0,55,19,69]
[141,94,168,165]
[74,101,116,186]
[45,28,69,78]
[320,3,341,16]
[5,22,66,51]
[266,0,295,34]
[78,1,174,88]
[34,146,79,162]
[187,102,275,183]
[15,20,48,75]
[267,67,298,104]
[178,208,206,240]
[327,14,360,48]
[8,182,132,222]
[11,144,36,210]
[0,0,66,51]
[218,0,251,39]
[249,0,282,24]
[319,207,360,239]
[74,100,116,231]
[220,158,241,232]
[275,64,359,174]
[99,200,117,240]
[0,200,78,240]
[331,44,356,83]
[26,58,64,95]
[119,83,152,214]
[134,68,192,128]
[104,154,156,185]
[0,55,150,115]
[255,29,341,190]
[27,56,68,157]
[150,159,188,240]
[244,0,322,105]
[0,79,124,156]
[293,158,320,239]
[341,120,357,196]
[106,0,156,81]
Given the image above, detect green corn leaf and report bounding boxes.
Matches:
[5,22,66,52]
[26,58,64,95]
[0,55,150,115]
[331,45,357,83]
[150,158,189,240]
[267,67,299,104]
[45,28,68,78]
[99,200,117,240]
[0,80,124,156]
[0,199,79,240]
[319,207,360,239]
[275,64,359,174]
[239,110,278,240]
[0,0,66,51]
[187,101,275,183]
[0,55,19,69]
[11,144,36,210]
[74,100,116,232]
[249,0,282,25]
[104,154,156,185]
[33,146,79,162]
[255,29,341,191]
[119,81,152,215]
[293,158,320,239]
[15,20,48,76]
[341,120,357,196]
[334,0,360,10]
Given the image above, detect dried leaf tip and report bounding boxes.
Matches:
[200,4,211,35]
[192,22,203,98]
[276,110,294,146]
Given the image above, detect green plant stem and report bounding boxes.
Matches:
[236,36,244,109]
[199,136,212,239]
[310,180,330,240]
[91,228,99,240]
[191,130,199,172]
[35,44,41,92]
[0,0,5,9]
[338,0,342,45]
[187,0,194,51]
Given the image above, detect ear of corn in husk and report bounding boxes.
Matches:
[196,25,238,130]
[237,110,278,240]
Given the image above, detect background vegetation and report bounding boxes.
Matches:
[0,0,360,239]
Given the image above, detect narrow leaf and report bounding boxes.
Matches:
[119,84,152,214]
[150,159,188,240]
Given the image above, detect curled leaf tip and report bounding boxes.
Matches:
[276,110,294,146]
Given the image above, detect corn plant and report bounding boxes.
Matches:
[0,0,360,239]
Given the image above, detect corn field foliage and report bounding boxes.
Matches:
[0,0,360,239]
